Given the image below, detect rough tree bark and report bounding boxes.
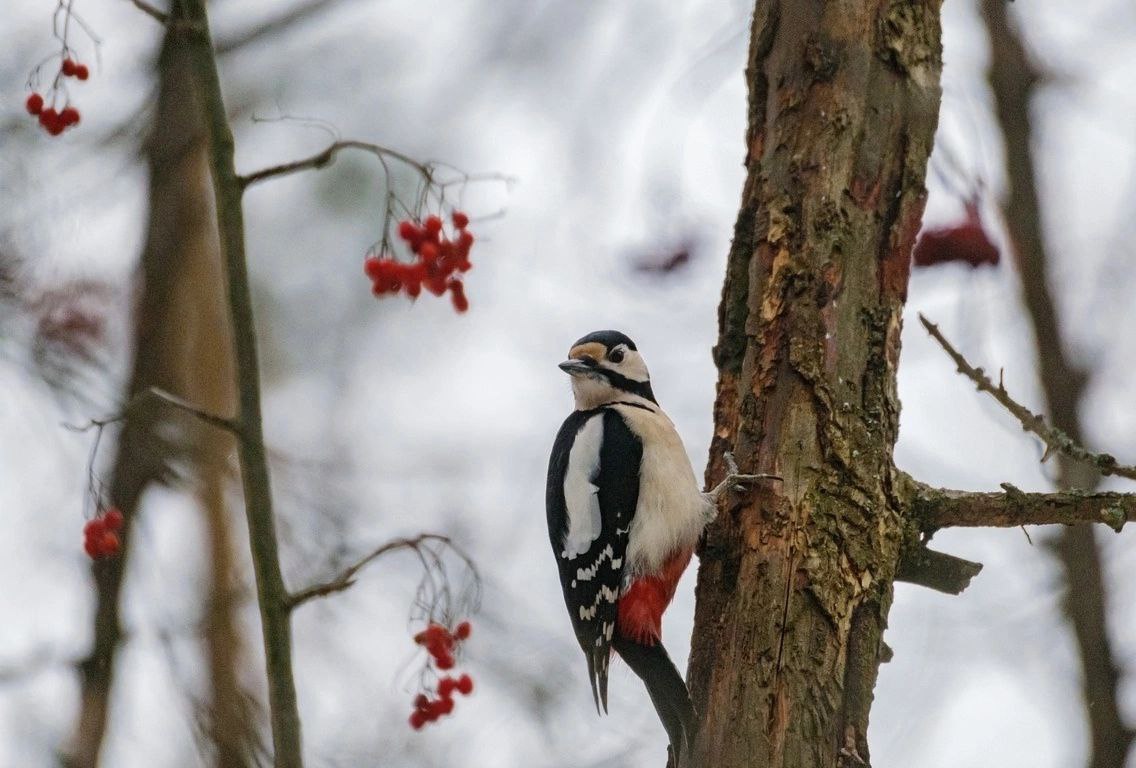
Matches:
[688,3,944,766]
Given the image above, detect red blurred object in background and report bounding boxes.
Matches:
[912,200,999,268]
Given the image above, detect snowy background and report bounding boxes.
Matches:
[1,0,1134,766]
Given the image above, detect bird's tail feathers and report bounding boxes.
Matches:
[587,646,611,715]
[612,635,697,763]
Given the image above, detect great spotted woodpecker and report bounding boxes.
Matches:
[546,330,768,762]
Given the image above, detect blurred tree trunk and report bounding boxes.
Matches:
[64,25,251,768]
[982,3,1134,766]
[689,3,943,766]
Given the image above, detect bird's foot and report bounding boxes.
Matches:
[703,452,781,507]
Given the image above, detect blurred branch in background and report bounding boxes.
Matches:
[981,3,1135,767]
[62,13,255,768]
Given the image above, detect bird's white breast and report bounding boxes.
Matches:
[612,403,710,578]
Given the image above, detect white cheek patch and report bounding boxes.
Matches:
[620,350,650,382]
[561,415,605,560]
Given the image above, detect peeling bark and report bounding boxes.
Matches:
[690,3,944,766]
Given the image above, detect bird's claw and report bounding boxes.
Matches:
[704,452,781,504]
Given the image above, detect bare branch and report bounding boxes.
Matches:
[237,140,429,190]
[238,139,512,194]
[918,314,1136,482]
[178,0,304,762]
[127,0,168,24]
[214,0,352,57]
[896,546,983,595]
[64,386,240,435]
[286,534,456,609]
[910,483,1133,532]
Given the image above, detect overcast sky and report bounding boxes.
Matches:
[1,0,1134,766]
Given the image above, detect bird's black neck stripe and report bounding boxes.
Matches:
[598,369,657,403]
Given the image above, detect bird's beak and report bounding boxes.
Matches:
[558,358,596,376]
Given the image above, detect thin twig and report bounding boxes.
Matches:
[286,534,456,609]
[128,0,168,24]
[63,386,240,435]
[918,314,1136,482]
[238,139,512,192]
[238,140,429,190]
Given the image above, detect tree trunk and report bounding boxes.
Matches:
[64,25,248,767]
[688,3,943,766]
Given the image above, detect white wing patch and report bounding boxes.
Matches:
[561,415,605,560]
[577,584,620,620]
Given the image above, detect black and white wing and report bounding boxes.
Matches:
[546,407,642,713]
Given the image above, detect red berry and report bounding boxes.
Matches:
[424,623,450,643]
[449,281,469,313]
[452,211,469,229]
[75,64,89,81]
[454,621,471,640]
[84,518,106,538]
[409,710,427,730]
[405,280,422,299]
[456,674,473,695]
[413,693,430,711]
[436,697,454,715]
[26,93,43,115]
[424,215,443,236]
[60,107,80,127]
[62,58,77,77]
[84,538,99,559]
[99,531,121,557]
[457,231,474,251]
[39,108,57,128]
[435,653,455,670]
[438,676,457,698]
[419,242,438,263]
[103,508,124,531]
[397,220,419,241]
[426,276,448,296]
[364,257,384,280]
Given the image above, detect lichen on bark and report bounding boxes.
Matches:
[689,3,945,766]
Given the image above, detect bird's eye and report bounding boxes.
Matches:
[608,348,625,364]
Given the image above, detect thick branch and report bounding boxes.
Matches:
[177,3,303,766]
[896,546,983,595]
[919,314,1136,482]
[911,483,1132,531]
[287,534,454,609]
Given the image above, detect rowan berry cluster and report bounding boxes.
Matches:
[83,507,123,560]
[408,621,475,730]
[364,212,474,313]
[26,58,89,137]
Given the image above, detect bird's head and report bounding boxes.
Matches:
[559,330,656,410]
